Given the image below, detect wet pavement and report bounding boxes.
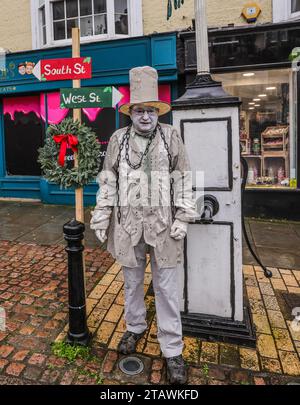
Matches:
[0,200,300,385]
[0,201,300,270]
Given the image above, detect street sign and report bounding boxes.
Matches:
[60,87,123,109]
[33,57,92,82]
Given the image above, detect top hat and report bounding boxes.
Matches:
[119,66,171,116]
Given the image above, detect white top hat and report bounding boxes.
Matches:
[119,66,171,116]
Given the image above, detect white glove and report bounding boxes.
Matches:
[95,230,107,243]
[170,219,188,241]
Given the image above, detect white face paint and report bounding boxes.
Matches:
[130,104,159,134]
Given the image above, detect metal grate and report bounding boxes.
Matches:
[119,357,144,376]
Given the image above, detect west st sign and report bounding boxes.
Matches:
[32,57,92,81]
[60,87,123,109]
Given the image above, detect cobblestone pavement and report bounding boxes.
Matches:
[0,237,300,385]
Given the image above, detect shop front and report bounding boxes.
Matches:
[0,33,177,205]
[178,20,300,220]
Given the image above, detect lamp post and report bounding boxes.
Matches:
[194,0,210,76]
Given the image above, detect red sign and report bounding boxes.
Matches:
[33,57,92,82]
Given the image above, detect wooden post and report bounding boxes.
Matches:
[72,28,86,295]
[72,27,84,223]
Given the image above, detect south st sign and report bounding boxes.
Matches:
[33,57,92,81]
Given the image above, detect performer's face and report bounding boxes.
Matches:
[130,104,159,134]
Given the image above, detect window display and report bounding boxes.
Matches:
[213,69,297,188]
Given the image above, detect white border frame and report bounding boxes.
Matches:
[273,0,300,22]
[31,0,143,49]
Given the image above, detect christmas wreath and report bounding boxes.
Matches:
[38,118,101,189]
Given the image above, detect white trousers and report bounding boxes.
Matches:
[122,238,184,358]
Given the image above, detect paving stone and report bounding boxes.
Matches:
[249,299,267,316]
[0,345,14,358]
[99,274,116,286]
[12,350,29,362]
[263,295,281,311]
[108,331,124,351]
[23,366,42,381]
[147,318,158,343]
[106,281,123,295]
[220,345,240,368]
[246,286,262,301]
[253,314,271,334]
[257,334,278,359]
[188,366,208,385]
[115,290,125,306]
[230,369,251,384]
[0,359,8,371]
[28,353,47,366]
[282,274,299,287]
[6,362,25,377]
[19,325,35,335]
[271,279,287,291]
[239,348,260,371]
[102,351,118,374]
[143,342,161,357]
[261,358,282,374]
[267,310,287,329]
[278,351,300,376]
[104,304,123,324]
[254,377,267,385]
[89,285,108,300]
[88,308,107,329]
[287,287,300,294]
[96,294,116,310]
[60,370,77,385]
[273,328,295,351]
[200,342,219,364]
[95,321,116,345]
[243,265,255,276]
[150,370,162,384]
[259,283,275,296]
[183,337,200,364]
[207,366,227,381]
[152,359,164,371]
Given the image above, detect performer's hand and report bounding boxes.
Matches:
[95,230,107,243]
[170,220,187,241]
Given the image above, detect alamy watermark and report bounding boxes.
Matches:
[0,307,6,332]
[291,307,300,332]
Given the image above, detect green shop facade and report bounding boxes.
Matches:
[0,33,177,206]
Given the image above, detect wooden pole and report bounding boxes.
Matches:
[72,28,87,295]
[72,27,84,223]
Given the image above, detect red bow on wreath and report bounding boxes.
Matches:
[53,134,78,167]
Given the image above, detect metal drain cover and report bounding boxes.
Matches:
[119,357,144,376]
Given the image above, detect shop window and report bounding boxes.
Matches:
[32,0,143,48]
[213,69,297,189]
[273,0,300,22]
[3,96,45,176]
[292,0,300,15]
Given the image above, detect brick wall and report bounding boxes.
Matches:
[143,0,273,35]
[0,0,32,52]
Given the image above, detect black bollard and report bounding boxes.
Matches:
[63,219,91,346]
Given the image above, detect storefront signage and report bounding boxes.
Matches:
[60,87,123,109]
[32,57,92,82]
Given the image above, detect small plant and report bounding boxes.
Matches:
[51,341,92,363]
[78,368,104,385]
[202,363,209,377]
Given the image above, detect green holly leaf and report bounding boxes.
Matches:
[83,57,91,64]
[103,87,112,93]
